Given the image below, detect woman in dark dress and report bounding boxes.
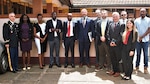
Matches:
[19,14,33,70]
[121,19,138,80]
[34,14,47,69]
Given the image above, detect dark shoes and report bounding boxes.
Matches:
[71,64,75,68]
[64,64,75,68]
[56,64,61,67]
[87,64,91,68]
[64,64,68,68]
[49,64,53,68]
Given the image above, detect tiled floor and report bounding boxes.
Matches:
[0,64,150,84]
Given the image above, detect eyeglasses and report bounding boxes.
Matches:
[121,14,126,16]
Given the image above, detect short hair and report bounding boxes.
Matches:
[37,13,42,18]
[95,9,101,13]
[121,11,127,15]
[140,8,146,12]
[112,12,120,17]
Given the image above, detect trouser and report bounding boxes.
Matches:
[136,42,149,67]
[109,46,121,73]
[99,42,111,69]
[64,37,75,64]
[122,45,134,77]
[79,41,91,64]
[10,47,18,71]
[49,37,60,65]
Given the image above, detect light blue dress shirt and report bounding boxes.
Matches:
[134,16,150,42]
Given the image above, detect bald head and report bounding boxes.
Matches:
[140,8,147,18]
[81,8,88,18]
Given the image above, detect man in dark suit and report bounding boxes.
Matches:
[77,8,94,68]
[62,13,76,68]
[94,9,101,68]
[107,12,125,77]
[95,10,111,72]
[3,12,19,73]
[46,12,62,68]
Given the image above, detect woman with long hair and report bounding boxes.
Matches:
[121,19,138,80]
[19,14,33,70]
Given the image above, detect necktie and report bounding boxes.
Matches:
[68,21,70,37]
[83,18,86,28]
[114,23,116,30]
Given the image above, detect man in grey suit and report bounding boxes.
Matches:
[46,12,62,68]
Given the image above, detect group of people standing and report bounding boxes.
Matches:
[2,8,150,81]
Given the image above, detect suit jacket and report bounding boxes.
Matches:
[96,19,110,45]
[93,18,101,39]
[107,22,125,46]
[76,17,94,42]
[3,21,19,47]
[123,30,138,51]
[62,21,77,40]
[46,19,62,41]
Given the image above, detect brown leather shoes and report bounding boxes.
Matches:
[87,64,91,68]
[113,72,120,77]
[79,63,83,68]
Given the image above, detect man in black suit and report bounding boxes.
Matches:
[62,13,76,68]
[107,12,125,77]
[3,12,19,73]
[46,12,62,68]
[95,10,111,72]
[93,9,101,68]
[76,8,94,68]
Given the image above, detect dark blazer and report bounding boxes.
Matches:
[45,19,62,41]
[93,18,101,39]
[3,21,19,47]
[107,22,125,46]
[96,20,110,45]
[18,23,33,40]
[62,21,77,40]
[123,31,138,51]
[76,17,94,42]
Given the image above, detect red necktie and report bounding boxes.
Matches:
[68,21,70,37]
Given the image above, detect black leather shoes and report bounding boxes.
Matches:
[49,64,53,68]
[56,64,61,67]
[71,64,75,68]
[64,64,68,68]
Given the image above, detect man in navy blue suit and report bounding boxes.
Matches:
[62,13,77,68]
[46,12,62,68]
[77,8,94,68]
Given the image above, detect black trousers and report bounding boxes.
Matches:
[95,37,99,65]
[64,37,75,64]
[122,45,134,77]
[109,46,121,73]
